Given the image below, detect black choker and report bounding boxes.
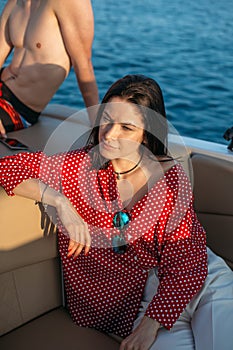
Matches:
[114,153,143,180]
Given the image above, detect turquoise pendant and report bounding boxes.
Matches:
[113,211,130,230]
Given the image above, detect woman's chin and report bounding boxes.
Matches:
[99,145,118,160]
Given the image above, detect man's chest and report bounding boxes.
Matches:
[8,3,62,51]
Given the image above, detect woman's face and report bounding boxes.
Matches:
[98,97,145,160]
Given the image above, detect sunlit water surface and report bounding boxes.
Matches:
[1,0,233,145]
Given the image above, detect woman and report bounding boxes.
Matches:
[0,75,233,350]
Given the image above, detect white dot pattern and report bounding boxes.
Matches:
[0,148,208,337]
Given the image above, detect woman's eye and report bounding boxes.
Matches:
[122,125,133,131]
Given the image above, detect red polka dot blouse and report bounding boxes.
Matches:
[0,147,208,337]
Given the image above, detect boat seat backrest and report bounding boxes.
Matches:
[0,188,62,336]
[191,153,233,269]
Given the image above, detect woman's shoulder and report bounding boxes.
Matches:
[53,145,92,161]
[161,159,193,199]
[45,146,93,171]
[158,156,176,174]
[67,145,92,156]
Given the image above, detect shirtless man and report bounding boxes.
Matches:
[0,0,99,136]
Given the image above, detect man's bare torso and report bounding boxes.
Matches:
[1,0,71,112]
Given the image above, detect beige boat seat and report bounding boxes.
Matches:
[191,153,233,269]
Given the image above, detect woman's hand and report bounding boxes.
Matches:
[55,194,91,257]
[119,316,160,350]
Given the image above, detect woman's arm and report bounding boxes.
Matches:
[0,150,91,256]
[14,178,91,256]
[119,316,160,350]
[144,165,208,330]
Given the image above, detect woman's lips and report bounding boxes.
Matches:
[101,140,119,150]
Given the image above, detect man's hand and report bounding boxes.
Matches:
[120,316,160,350]
[0,119,6,137]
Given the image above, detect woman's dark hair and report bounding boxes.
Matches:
[86,74,168,166]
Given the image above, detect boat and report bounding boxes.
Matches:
[0,104,232,349]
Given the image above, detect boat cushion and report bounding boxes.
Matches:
[0,308,120,350]
[191,153,233,269]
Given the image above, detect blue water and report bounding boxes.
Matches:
[1,0,233,145]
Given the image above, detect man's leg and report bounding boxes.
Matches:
[0,99,24,132]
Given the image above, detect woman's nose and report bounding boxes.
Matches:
[104,124,120,140]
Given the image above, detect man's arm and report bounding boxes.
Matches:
[0,1,15,136]
[0,0,15,68]
[54,0,99,124]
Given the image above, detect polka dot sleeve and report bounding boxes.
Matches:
[0,149,89,196]
[0,151,46,195]
[145,166,208,330]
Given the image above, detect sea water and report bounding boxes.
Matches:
[0,0,233,145]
